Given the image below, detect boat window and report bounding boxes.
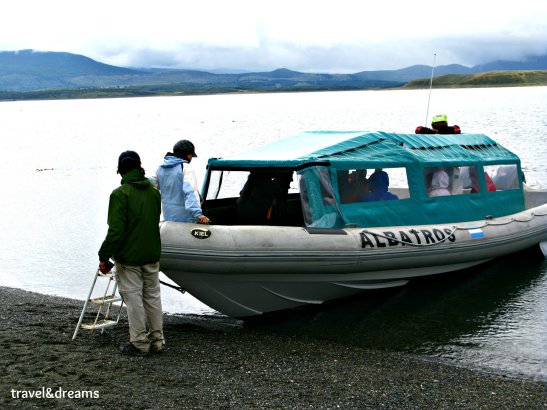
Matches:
[485,164,520,191]
[337,167,408,203]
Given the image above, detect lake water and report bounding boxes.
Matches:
[0,87,545,381]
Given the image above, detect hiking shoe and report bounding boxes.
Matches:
[120,342,149,356]
[150,340,164,354]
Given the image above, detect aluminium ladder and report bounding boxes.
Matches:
[72,268,124,340]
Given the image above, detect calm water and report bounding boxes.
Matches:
[0,87,545,380]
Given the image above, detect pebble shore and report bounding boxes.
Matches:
[1,286,545,409]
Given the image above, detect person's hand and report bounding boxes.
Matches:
[99,260,114,274]
[196,215,210,224]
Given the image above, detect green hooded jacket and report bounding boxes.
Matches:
[98,169,161,265]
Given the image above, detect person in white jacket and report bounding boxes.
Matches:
[154,139,210,224]
[428,169,452,197]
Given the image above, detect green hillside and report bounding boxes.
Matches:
[404,70,547,88]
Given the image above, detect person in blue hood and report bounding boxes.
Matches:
[359,169,399,202]
[154,140,210,224]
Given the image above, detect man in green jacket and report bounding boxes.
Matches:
[98,150,164,355]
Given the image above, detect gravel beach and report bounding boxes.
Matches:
[0,286,545,409]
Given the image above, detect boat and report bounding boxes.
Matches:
[159,131,547,318]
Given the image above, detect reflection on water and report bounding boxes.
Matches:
[247,248,547,381]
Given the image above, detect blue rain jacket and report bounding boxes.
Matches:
[359,170,399,202]
[156,155,203,222]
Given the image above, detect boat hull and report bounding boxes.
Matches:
[160,203,547,318]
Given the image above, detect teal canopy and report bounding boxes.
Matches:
[207,131,520,170]
[205,131,524,228]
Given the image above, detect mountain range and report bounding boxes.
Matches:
[1,49,547,93]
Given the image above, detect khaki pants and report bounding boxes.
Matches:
[115,262,164,352]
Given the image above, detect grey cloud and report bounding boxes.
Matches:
[99,34,547,73]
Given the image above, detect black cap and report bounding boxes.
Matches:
[117,150,141,175]
[173,139,197,158]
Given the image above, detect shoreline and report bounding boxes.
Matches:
[1,286,545,409]
[2,82,546,103]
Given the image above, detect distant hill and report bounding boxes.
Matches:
[0,49,143,91]
[471,55,547,72]
[404,70,547,89]
[353,56,547,83]
[1,49,547,97]
[353,64,473,83]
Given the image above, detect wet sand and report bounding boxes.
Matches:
[0,286,545,409]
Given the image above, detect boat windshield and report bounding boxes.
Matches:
[205,169,299,200]
[203,169,303,226]
[203,166,347,228]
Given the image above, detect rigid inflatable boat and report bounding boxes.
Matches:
[159,131,547,318]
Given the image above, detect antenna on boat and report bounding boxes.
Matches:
[424,53,436,126]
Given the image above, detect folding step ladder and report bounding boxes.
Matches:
[72,268,124,340]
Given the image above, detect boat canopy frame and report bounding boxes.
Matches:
[203,131,525,228]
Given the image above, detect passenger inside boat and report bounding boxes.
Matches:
[359,169,399,202]
[338,169,369,203]
[424,167,463,196]
[485,172,497,192]
[236,171,292,225]
[466,166,497,193]
[427,169,451,197]
[488,164,520,190]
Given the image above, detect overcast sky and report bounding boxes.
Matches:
[2,0,546,73]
